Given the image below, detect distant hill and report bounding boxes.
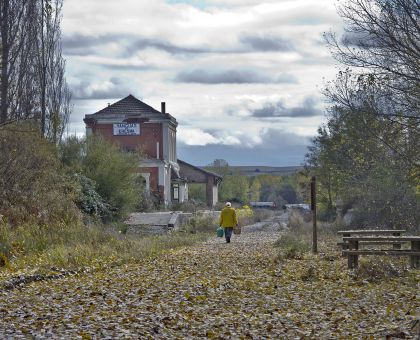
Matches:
[229,166,303,177]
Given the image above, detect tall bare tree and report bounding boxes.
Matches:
[325,0,420,114]
[324,0,420,167]
[0,0,71,140]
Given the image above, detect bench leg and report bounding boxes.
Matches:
[410,241,420,269]
[347,240,359,269]
[410,256,418,269]
[341,243,349,257]
[348,254,358,269]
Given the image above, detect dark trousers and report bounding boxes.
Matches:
[224,227,233,242]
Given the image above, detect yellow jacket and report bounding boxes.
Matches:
[219,207,238,228]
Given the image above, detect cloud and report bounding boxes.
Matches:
[71,78,130,100]
[63,33,209,57]
[240,34,294,52]
[124,38,210,56]
[62,34,113,56]
[251,96,323,118]
[258,127,311,148]
[178,127,241,146]
[175,68,297,84]
[177,128,311,166]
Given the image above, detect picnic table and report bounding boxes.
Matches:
[337,229,406,250]
[341,235,420,269]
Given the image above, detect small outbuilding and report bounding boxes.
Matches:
[178,160,222,207]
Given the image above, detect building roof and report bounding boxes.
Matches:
[85,94,177,124]
[178,159,223,180]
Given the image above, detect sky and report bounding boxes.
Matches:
[62,0,344,166]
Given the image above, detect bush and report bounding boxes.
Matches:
[74,174,111,217]
[236,205,254,226]
[351,258,408,283]
[274,233,311,259]
[60,135,144,220]
[172,200,206,213]
[183,212,217,234]
[0,124,80,225]
[252,209,275,223]
[84,135,143,220]
[287,210,311,235]
[188,183,206,202]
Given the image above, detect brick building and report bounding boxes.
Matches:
[84,94,221,206]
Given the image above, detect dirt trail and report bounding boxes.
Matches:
[1,213,419,338]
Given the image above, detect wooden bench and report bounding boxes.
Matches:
[337,230,406,251]
[342,236,420,269]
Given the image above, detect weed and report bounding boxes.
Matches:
[274,233,311,259]
[0,221,209,274]
[351,257,408,283]
[182,212,217,234]
[252,209,275,223]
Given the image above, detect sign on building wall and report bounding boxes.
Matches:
[113,123,140,136]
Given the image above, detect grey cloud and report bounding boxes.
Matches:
[259,128,311,148]
[240,34,294,52]
[252,97,323,118]
[125,38,209,56]
[177,128,310,166]
[63,33,212,57]
[71,78,130,100]
[62,34,108,56]
[176,69,269,84]
[175,69,297,84]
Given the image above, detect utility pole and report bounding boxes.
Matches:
[311,176,317,254]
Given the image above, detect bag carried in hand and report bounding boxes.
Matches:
[216,227,224,237]
[233,226,241,235]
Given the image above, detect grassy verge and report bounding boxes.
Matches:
[274,210,412,282]
[0,220,211,281]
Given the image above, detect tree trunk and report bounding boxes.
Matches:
[0,0,9,124]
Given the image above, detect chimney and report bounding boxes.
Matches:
[161,102,166,115]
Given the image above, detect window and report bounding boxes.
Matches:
[173,183,179,200]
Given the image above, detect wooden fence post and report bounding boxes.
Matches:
[311,176,317,254]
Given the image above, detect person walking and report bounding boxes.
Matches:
[219,202,238,243]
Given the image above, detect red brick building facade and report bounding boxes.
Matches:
[84,94,221,206]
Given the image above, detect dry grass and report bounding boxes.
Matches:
[182,212,218,234]
[0,221,209,278]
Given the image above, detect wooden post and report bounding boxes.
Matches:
[411,241,420,269]
[348,240,359,269]
[311,176,317,254]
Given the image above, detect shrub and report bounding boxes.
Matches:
[83,135,143,220]
[74,174,111,217]
[252,209,275,223]
[183,212,217,234]
[172,200,206,213]
[0,124,80,225]
[188,183,206,202]
[60,135,144,220]
[274,233,311,259]
[236,205,254,226]
[287,210,310,235]
[351,258,408,283]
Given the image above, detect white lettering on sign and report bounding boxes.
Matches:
[113,123,140,136]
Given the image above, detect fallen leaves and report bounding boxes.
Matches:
[0,219,419,338]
